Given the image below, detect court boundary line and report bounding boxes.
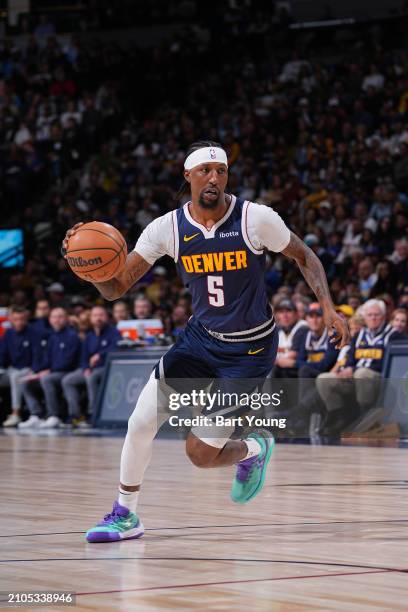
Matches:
[75,568,408,596]
[0,557,406,572]
[1,517,408,539]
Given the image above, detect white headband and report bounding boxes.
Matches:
[184,147,228,170]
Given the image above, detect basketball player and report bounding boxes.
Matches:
[62,141,350,542]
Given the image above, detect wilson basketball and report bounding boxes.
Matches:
[66,221,127,282]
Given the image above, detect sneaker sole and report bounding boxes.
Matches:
[235,432,275,504]
[86,522,145,543]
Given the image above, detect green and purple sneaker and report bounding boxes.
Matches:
[86,501,144,543]
[231,431,275,504]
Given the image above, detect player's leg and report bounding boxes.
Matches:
[192,326,279,504]
[86,324,213,543]
[186,422,274,504]
[85,371,168,543]
[186,431,260,467]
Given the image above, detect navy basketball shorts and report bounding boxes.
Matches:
[155,316,279,420]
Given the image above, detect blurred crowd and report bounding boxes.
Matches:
[0,13,407,431]
[1,19,407,318]
[0,294,406,432]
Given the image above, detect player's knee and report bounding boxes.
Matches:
[127,411,156,440]
[185,436,217,468]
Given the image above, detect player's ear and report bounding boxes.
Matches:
[184,169,191,183]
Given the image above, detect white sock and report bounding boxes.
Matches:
[118,488,139,513]
[241,438,262,460]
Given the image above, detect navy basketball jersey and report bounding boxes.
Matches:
[173,196,272,333]
[348,323,398,371]
[303,328,330,364]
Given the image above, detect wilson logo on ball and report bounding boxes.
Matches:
[67,255,103,267]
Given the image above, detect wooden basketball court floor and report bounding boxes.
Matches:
[1,431,408,611]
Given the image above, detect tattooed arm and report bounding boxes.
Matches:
[61,223,151,301]
[92,251,151,300]
[281,232,350,348]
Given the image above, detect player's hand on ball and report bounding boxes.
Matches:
[61,223,84,257]
[62,221,127,282]
[324,309,350,349]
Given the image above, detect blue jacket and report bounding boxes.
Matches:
[80,325,121,370]
[33,327,81,372]
[30,317,52,338]
[0,326,37,369]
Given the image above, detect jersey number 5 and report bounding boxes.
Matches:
[207,275,225,307]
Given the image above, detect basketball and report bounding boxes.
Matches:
[66,222,127,282]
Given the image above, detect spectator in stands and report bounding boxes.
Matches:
[31,300,51,336]
[112,300,130,324]
[46,283,66,307]
[34,14,56,38]
[369,261,398,300]
[347,293,363,311]
[316,299,401,433]
[75,309,92,341]
[272,299,307,379]
[62,306,121,426]
[389,238,408,292]
[145,266,169,306]
[293,297,310,321]
[0,22,407,343]
[0,306,37,427]
[358,259,378,299]
[133,297,153,320]
[289,302,339,433]
[18,307,81,429]
[390,308,408,336]
[170,305,189,337]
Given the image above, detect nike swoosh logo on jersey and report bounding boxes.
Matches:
[248,347,265,355]
[184,233,200,242]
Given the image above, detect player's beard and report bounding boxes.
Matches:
[198,188,221,209]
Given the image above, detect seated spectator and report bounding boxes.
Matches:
[289,302,339,433]
[347,293,363,311]
[112,300,130,324]
[133,297,154,320]
[390,308,408,337]
[18,308,81,429]
[316,299,401,433]
[146,266,169,306]
[362,64,385,92]
[389,238,408,293]
[70,308,91,341]
[0,306,37,427]
[272,299,307,378]
[293,296,310,321]
[34,13,56,38]
[31,299,51,336]
[46,283,66,307]
[358,258,378,299]
[369,261,398,300]
[62,306,121,426]
[335,304,355,320]
[171,305,189,336]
